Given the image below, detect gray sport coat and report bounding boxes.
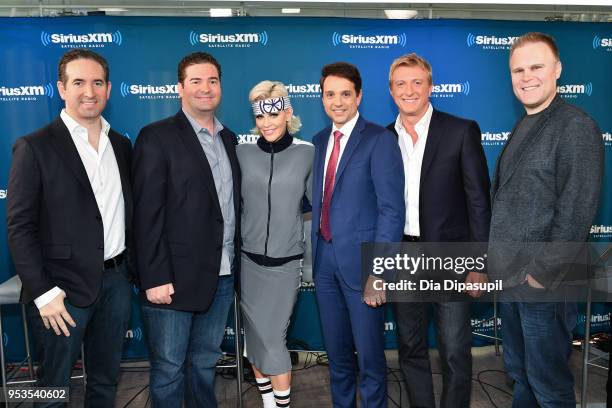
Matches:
[488,95,604,289]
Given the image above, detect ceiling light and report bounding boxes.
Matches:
[282,8,301,14]
[384,10,418,19]
[210,8,232,17]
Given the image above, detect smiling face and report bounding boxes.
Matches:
[57,58,111,125]
[178,62,221,117]
[255,108,292,142]
[510,41,561,114]
[321,75,362,128]
[389,64,432,124]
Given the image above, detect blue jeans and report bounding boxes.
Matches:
[500,284,577,408]
[141,275,234,408]
[28,262,132,408]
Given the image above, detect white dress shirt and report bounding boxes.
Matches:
[322,111,360,197]
[395,103,433,236]
[35,110,125,309]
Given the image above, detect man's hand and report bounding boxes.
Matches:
[363,275,386,308]
[146,283,175,304]
[39,291,76,336]
[465,271,488,298]
[526,274,545,289]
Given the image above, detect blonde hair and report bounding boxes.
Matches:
[249,80,302,135]
[510,32,560,61]
[388,53,433,87]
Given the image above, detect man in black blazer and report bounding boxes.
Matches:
[132,52,240,407]
[387,53,491,408]
[7,49,133,406]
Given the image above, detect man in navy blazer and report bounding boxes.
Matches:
[386,53,491,408]
[311,62,404,408]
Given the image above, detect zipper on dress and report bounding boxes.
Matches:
[263,143,274,261]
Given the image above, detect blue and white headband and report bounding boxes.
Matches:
[252,96,292,116]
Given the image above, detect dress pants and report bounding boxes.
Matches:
[393,301,472,408]
[314,238,387,408]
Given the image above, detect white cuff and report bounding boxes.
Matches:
[34,287,64,309]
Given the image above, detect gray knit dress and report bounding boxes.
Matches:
[237,133,313,375]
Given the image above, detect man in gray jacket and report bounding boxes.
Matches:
[489,32,603,407]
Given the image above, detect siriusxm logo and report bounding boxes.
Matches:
[466,33,518,50]
[590,225,612,237]
[481,131,511,147]
[0,83,54,102]
[285,83,321,99]
[120,82,179,100]
[41,30,122,48]
[332,32,407,49]
[431,81,470,98]
[592,35,612,51]
[557,82,593,98]
[189,31,268,48]
[125,326,143,341]
[0,189,7,199]
[238,134,260,144]
[384,321,395,331]
[603,132,612,146]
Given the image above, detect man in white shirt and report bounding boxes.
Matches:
[386,53,491,408]
[311,62,405,408]
[7,49,133,407]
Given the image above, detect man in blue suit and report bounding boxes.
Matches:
[311,62,405,408]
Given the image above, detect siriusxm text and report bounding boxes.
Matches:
[0,86,46,96]
[51,33,113,44]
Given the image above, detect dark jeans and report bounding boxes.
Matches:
[141,275,234,408]
[393,302,472,408]
[500,283,577,408]
[28,262,132,408]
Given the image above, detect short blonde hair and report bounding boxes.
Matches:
[510,32,560,61]
[388,53,433,87]
[249,80,302,135]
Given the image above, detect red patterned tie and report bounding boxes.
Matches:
[320,130,343,241]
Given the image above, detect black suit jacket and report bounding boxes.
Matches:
[132,110,241,312]
[7,117,133,307]
[387,109,491,243]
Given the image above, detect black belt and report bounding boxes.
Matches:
[104,252,124,269]
[402,235,420,242]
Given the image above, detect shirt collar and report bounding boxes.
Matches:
[395,103,433,136]
[182,108,224,137]
[332,111,360,139]
[60,109,110,140]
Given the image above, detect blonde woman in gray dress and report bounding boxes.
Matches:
[237,81,313,408]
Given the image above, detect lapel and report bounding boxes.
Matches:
[175,110,222,215]
[419,109,444,190]
[108,130,133,222]
[334,115,366,186]
[48,117,96,198]
[313,126,332,206]
[493,96,561,197]
[219,128,241,218]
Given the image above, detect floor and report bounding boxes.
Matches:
[6,344,607,407]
